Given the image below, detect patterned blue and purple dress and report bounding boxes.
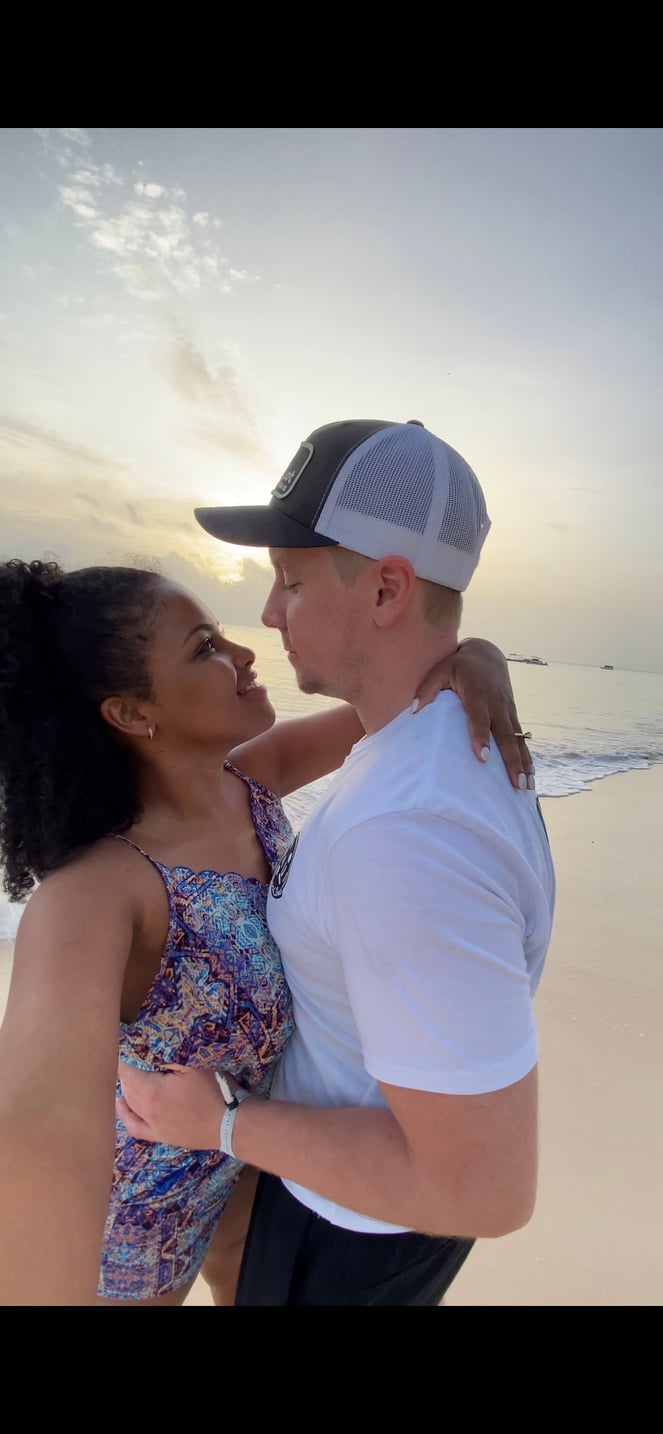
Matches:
[98,763,295,1300]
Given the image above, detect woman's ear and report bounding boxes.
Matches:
[100,695,151,740]
[372,556,417,628]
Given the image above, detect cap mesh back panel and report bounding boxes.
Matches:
[439,453,488,553]
[333,430,434,534]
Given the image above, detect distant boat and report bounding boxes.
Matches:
[507,654,548,666]
[600,664,614,670]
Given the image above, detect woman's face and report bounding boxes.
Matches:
[143,581,275,752]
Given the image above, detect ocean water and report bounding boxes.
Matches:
[1,629,661,941]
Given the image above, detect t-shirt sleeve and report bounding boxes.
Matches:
[323,810,543,1095]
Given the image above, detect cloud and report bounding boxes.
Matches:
[134,181,165,200]
[193,420,268,465]
[0,419,126,472]
[0,418,240,581]
[157,319,269,465]
[58,186,99,220]
[34,128,261,303]
[157,551,273,627]
[165,325,242,406]
[35,128,90,149]
[55,129,90,148]
[28,130,269,471]
[79,312,129,330]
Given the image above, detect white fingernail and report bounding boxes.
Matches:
[518,773,527,790]
[480,746,490,762]
[410,698,420,714]
[527,775,536,791]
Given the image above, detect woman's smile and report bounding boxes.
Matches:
[237,677,268,700]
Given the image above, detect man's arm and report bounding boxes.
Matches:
[118,1063,537,1238]
[230,1068,538,1236]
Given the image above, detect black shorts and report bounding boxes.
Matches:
[234,1172,475,1307]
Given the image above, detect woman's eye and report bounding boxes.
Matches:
[198,635,216,655]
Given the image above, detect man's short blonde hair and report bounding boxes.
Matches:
[330,547,462,632]
[417,578,462,631]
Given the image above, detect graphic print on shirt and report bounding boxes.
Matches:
[270,832,300,898]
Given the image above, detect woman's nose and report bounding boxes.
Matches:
[229,640,255,667]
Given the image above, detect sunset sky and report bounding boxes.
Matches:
[1,127,661,672]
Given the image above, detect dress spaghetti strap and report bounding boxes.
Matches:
[110,833,154,861]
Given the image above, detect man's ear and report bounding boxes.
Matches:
[372,556,417,628]
[100,695,152,740]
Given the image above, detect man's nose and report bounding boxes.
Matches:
[261,583,283,629]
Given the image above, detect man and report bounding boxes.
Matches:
[119,417,556,1306]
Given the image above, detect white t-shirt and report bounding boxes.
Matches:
[267,692,556,1233]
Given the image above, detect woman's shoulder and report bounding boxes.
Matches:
[28,834,153,910]
[11,837,154,982]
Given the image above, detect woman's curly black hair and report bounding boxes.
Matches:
[0,559,164,900]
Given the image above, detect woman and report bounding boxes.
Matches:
[0,558,530,1306]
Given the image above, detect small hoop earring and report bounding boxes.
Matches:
[147,726,154,741]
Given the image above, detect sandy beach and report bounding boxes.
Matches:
[2,763,662,1306]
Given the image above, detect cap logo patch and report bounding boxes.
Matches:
[271,441,314,501]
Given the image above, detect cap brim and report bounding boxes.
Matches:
[194,505,338,549]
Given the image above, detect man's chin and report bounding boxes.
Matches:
[290,664,329,697]
[296,674,323,696]
[288,657,334,698]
